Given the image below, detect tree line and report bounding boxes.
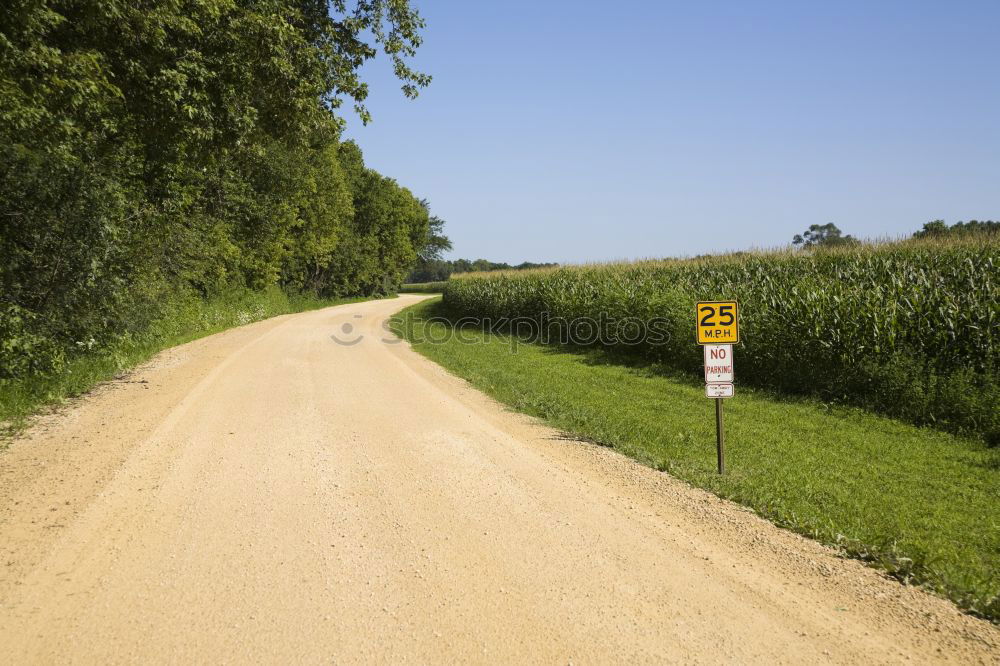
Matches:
[408,259,558,283]
[913,219,998,239]
[1,1,435,379]
[791,220,996,248]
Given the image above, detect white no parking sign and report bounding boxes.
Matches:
[703,344,735,384]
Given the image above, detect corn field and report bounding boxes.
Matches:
[399,281,449,294]
[443,237,1000,443]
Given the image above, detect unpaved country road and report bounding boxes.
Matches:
[1,295,997,664]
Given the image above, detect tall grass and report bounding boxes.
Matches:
[444,237,1000,443]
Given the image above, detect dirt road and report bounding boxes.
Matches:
[1,295,997,664]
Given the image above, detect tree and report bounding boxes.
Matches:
[416,200,453,262]
[317,142,431,296]
[406,200,453,282]
[914,220,949,238]
[792,223,858,248]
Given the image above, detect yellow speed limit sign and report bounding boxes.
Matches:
[696,301,739,344]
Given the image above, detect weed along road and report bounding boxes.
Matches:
[0,295,996,664]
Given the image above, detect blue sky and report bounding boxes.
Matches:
[342,1,1000,264]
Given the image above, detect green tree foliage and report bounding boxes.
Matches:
[416,200,453,263]
[0,0,435,380]
[792,223,859,248]
[914,219,999,239]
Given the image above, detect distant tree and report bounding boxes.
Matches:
[914,220,949,238]
[406,258,558,283]
[415,200,452,262]
[913,219,999,239]
[405,200,452,282]
[792,223,858,248]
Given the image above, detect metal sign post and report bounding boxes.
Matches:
[715,398,725,475]
[696,303,739,475]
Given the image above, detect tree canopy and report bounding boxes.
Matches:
[913,219,999,239]
[0,0,437,379]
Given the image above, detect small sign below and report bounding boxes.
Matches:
[696,301,739,344]
[705,383,735,399]
[703,344,734,383]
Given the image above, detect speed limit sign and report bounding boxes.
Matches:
[695,301,739,344]
[695,300,740,476]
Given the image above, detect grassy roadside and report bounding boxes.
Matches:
[392,298,1000,622]
[0,286,372,440]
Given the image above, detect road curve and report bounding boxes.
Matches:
[0,295,997,664]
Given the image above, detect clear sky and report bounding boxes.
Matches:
[342,1,1000,264]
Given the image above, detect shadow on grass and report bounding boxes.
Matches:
[546,431,613,448]
[412,299,883,422]
[398,298,1000,622]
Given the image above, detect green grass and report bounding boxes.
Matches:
[0,286,371,439]
[399,281,448,293]
[393,298,1000,623]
